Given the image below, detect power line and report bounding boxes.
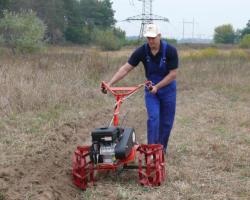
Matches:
[125,0,169,39]
[182,18,199,40]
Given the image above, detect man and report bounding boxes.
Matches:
[103,23,178,153]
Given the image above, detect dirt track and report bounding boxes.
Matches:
[1,119,87,199]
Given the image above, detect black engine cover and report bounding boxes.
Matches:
[115,128,135,159]
[91,126,122,143]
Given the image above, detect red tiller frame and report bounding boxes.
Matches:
[72,144,165,190]
[101,81,146,126]
[72,81,166,190]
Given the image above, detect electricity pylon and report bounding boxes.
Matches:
[125,0,169,39]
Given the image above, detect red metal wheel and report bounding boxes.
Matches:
[72,146,94,190]
[137,144,166,186]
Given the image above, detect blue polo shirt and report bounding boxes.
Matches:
[128,41,178,76]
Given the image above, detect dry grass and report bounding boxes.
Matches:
[0,45,249,200]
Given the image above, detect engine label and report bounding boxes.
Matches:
[103,136,112,141]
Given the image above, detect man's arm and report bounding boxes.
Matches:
[107,62,134,86]
[150,69,177,94]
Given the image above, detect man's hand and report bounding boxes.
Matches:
[101,87,107,94]
[145,81,158,94]
[149,85,158,94]
[101,82,108,94]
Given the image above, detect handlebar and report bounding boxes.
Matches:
[101,81,153,126]
[101,81,153,97]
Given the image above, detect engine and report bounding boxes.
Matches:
[90,126,136,164]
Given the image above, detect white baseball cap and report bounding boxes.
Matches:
[143,23,160,38]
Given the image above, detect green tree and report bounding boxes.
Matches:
[6,0,30,12]
[213,24,235,44]
[2,0,119,45]
[79,0,115,28]
[63,0,81,26]
[239,20,250,39]
[7,0,65,43]
[64,0,116,44]
[239,34,250,48]
[0,0,10,16]
[65,26,91,44]
[34,0,66,43]
[63,0,90,44]
[0,10,46,53]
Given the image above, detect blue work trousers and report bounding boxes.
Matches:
[144,80,176,151]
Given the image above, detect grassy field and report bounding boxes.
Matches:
[0,45,249,200]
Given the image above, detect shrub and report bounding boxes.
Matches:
[184,48,219,61]
[239,34,250,48]
[0,192,5,200]
[92,28,122,51]
[229,49,248,59]
[0,10,46,53]
[199,48,219,58]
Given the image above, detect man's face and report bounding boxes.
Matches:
[146,34,161,50]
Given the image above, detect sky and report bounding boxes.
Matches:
[111,0,250,40]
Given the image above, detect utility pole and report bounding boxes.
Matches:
[182,18,195,41]
[125,0,169,39]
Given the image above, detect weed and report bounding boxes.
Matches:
[0,193,5,200]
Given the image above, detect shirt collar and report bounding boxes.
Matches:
[146,40,163,56]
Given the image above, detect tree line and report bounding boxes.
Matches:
[0,0,127,52]
[213,21,250,47]
[1,0,250,52]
